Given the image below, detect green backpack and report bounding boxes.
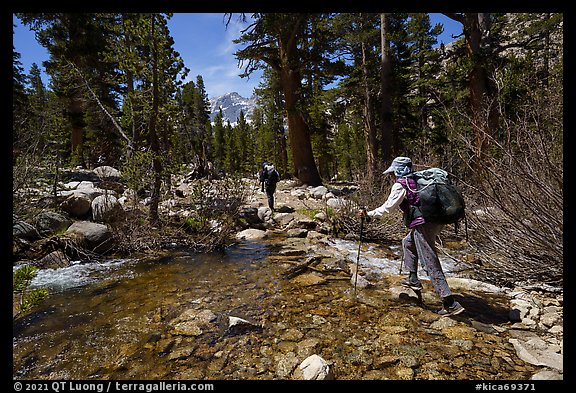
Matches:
[408,168,466,225]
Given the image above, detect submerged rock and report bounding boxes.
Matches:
[225,316,263,336]
[293,354,333,380]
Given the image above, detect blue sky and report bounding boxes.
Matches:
[12,13,462,99]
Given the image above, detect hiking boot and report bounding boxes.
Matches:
[401,278,422,291]
[437,301,465,317]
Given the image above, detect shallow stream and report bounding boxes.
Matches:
[13,236,532,380]
[13,240,279,379]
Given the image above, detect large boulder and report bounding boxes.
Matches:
[65,221,114,254]
[36,250,70,269]
[63,180,95,190]
[239,207,262,226]
[93,165,121,181]
[57,188,105,201]
[235,228,267,240]
[33,211,72,237]
[92,194,124,223]
[13,215,40,240]
[309,186,328,199]
[60,193,92,217]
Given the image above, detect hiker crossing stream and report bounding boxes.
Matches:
[12,230,562,380]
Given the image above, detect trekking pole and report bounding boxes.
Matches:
[353,210,365,298]
[398,227,410,275]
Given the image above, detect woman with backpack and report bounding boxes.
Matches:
[358,156,465,317]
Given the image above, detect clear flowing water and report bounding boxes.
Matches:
[13,240,279,379]
[14,236,517,381]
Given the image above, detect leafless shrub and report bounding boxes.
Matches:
[457,77,563,288]
[13,138,60,219]
[110,176,250,254]
[328,175,407,244]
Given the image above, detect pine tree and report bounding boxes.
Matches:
[224,120,239,174]
[25,63,49,149]
[442,13,501,170]
[115,13,149,157]
[212,108,226,173]
[178,80,199,164]
[12,44,28,156]
[331,13,381,179]
[192,75,212,168]
[253,68,289,176]
[235,110,255,174]
[232,13,341,186]
[17,13,123,168]
[404,13,444,156]
[117,13,188,225]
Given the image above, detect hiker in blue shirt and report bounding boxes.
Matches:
[359,156,465,317]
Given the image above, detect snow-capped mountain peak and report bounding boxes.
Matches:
[209,92,257,125]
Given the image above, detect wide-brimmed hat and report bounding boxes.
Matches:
[383,156,412,176]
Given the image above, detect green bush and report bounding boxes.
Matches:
[13,265,48,319]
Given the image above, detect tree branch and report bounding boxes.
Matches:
[66,61,133,150]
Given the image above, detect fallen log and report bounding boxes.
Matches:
[282,256,322,279]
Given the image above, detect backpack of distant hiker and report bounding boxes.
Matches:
[264,165,280,185]
[407,167,466,226]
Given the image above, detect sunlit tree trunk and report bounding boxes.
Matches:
[121,14,137,159]
[361,39,377,182]
[148,14,162,227]
[445,13,499,170]
[380,13,393,163]
[232,13,323,186]
[277,18,322,186]
[279,65,322,186]
[69,97,85,167]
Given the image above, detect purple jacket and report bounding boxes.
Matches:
[396,176,426,228]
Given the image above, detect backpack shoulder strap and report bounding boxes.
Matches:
[397,174,418,192]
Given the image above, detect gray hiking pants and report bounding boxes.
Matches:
[402,222,452,299]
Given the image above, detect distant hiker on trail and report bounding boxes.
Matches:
[358,156,465,317]
[259,161,280,211]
